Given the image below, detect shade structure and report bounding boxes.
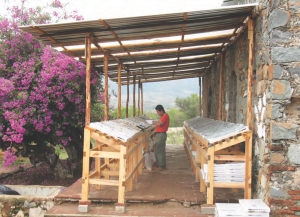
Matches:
[19,3,257,85]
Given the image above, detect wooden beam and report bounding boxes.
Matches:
[138,78,141,116]
[85,34,91,126]
[51,25,239,46]
[247,18,254,129]
[141,82,144,115]
[199,76,202,116]
[117,62,121,119]
[104,53,109,121]
[133,75,136,117]
[126,70,129,118]
[218,53,223,121]
[114,45,221,58]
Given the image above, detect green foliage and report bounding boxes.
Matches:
[167,108,186,127]
[175,93,199,119]
[111,106,134,119]
[166,129,184,144]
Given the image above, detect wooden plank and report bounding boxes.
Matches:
[85,34,91,126]
[207,147,214,204]
[138,78,141,116]
[125,156,144,182]
[118,62,121,119]
[218,53,223,121]
[104,53,109,121]
[141,82,144,115]
[214,155,245,161]
[247,18,254,129]
[199,76,202,116]
[81,127,91,201]
[244,132,252,199]
[118,146,127,203]
[133,75,136,117]
[101,146,119,152]
[89,179,119,186]
[95,141,101,190]
[214,182,245,188]
[90,131,121,150]
[101,170,119,176]
[90,151,121,159]
[126,70,129,118]
[214,135,246,152]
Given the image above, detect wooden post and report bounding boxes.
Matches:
[199,76,202,116]
[85,34,91,126]
[126,71,129,118]
[247,18,254,129]
[244,132,252,199]
[133,75,136,117]
[104,53,109,121]
[205,73,209,118]
[207,147,215,204]
[95,141,101,190]
[117,62,122,119]
[218,53,223,121]
[118,145,127,204]
[141,83,144,115]
[138,78,141,116]
[81,127,91,201]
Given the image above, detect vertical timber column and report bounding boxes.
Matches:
[218,53,223,121]
[141,83,144,115]
[85,34,91,126]
[245,132,252,199]
[117,62,122,119]
[205,72,209,118]
[133,75,136,117]
[199,76,202,116]
[138,78,141,116]
[126,71,129,118]
[104,53,109,121]
[207,146,215,204]
[81,127,91,201]
[247,18,254,129]
[118,145,127,204]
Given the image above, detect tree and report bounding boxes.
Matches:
[175,93,199,119]
[0,0,103,178]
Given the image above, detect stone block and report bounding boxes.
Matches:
[272,47,300,63]
[270,153,285,164]
[273,65,284,79]
[266,103,282,119]
[288,144,300,164]
[256,80,268,96]
[78,205,90,213]
[270,30,291,46]
[201,204,215,214]
[270,121,298,140]
[270,186,285,198]
[268,9,290,32]
[115,203,126,214]
[29,207,44,217]
[271,80,292,100]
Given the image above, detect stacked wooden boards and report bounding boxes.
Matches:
[81,117,155,205]
[183,116,252,204]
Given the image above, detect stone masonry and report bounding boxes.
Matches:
[203,0,300,216]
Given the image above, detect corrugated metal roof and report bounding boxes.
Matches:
[19,3,257,84]
[184,116,249,144]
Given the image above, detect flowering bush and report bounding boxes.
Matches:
[3,147,17,166]
[0,0,104,166]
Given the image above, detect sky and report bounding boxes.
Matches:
[1,0,224,110]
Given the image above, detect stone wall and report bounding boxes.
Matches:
[203,0,300,216]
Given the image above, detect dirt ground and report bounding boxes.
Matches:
[0,162,81,187]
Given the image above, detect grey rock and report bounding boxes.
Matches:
[268,9,290,32]
[271,80,292,100]
[272,47,300,63]
[272,122,298,140]
[271,104,282,119]
[273,65,284,78]
[290,66,300,76]
[270,186,285,197]
[288,144,300,164]
[270,30,291,45]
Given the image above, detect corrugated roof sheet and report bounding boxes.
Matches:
[19,3,257,84]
